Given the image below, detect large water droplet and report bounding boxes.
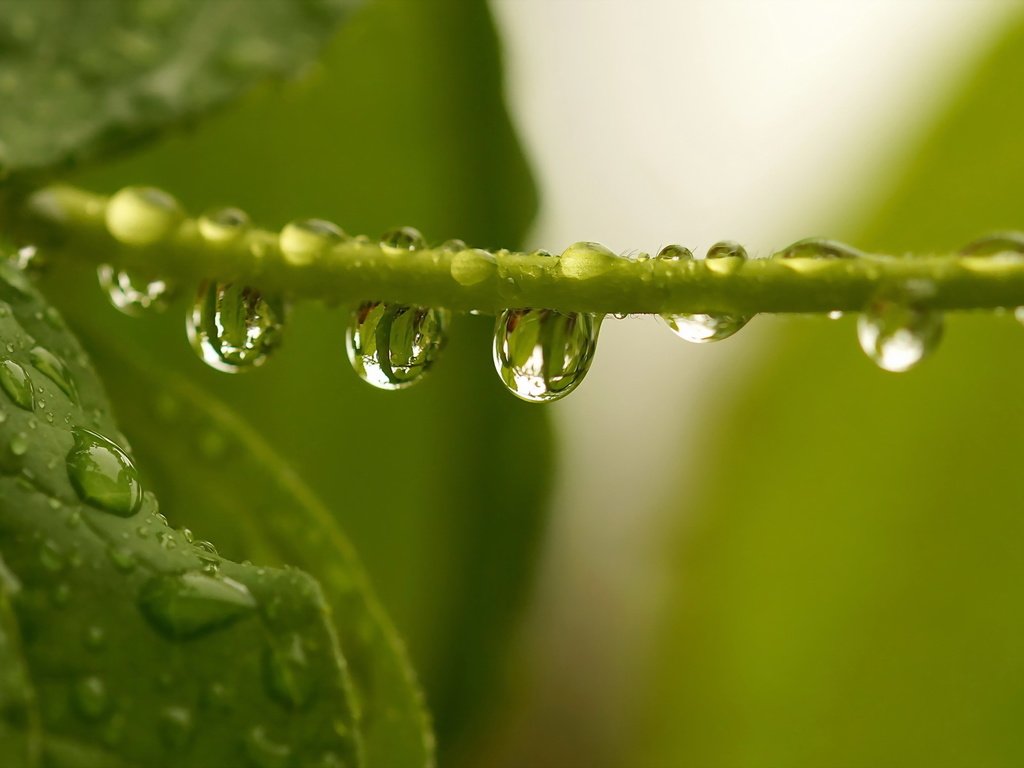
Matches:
[0,359,33,410]
[138,571,256,640]
[198,207,251,244]
[346,303,450,390]
[493,309,599,403]
[29,347,77,401]
[97,265,172,315]
[66,428,142,517]
[657,243,751,342]
[264,634,314,709]
[187,282,285,372]
[559,241,617,279]
[380,226,426,254]
[279,219,346,266]
[105,186,184,246]
[857,300,943,372]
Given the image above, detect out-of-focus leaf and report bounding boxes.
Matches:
[637,15,1024,768]
[0,560,40,768]
[42,0,549,762]
[0,0,359,179]
[0,262,360,767]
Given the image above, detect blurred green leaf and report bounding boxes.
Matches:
[40,0,550,761]
[0,0,359,179]
[0,262,360,767]
[0,564,39,768]
[639,15,1024,768]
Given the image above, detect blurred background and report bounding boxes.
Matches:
[41,0,1024,766]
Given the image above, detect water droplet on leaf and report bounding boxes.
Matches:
[346,302,450,390]
[493,309,599,403]
[138,571,256,640]
[66,428,142,517]
[245,725,292,768]
[0,359,33,410]
[105,186,184,246]
[159,706,194,750]
[264,634,314,709]
[29,347,77,401]
[187,282,285,372]
[73,676,109,720]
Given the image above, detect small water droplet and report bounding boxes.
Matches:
[84,625,106,650]
[264,634,314,709]
[198,207,251,244]
[450,248,497,287]
[29,347,77,401]
[97,265,172,316]
[138,571,256,640]
[107,545,137,573]
[187,282,285,372]
[437,238,467,253]
[245,725,292,768]
[380,226,426,254]
[657,244,751,342]
[493,309,599,403]
[828,310,844,320]
[73,676,109,720]
[9,432,28,456]
[159,706,194,750]
[857,299,943,372]
[105,186,184,246]
[346,303,450,390]
[279,219,346,266]
[66,428,142,517]
[39,539,63,571]
[559,241,618,279]
[0,359,33,410]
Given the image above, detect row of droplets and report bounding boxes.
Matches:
[66,187,1024,403]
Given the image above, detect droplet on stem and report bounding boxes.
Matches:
[657,242,751,343]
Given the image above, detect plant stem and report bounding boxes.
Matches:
[9,184,1024,315]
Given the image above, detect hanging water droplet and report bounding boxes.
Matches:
[138,571,256,640]
[0,359,33,410]
[245,725,292,768]
[279,219,346,266]
[198,207,251,244]
[493,309,599,403]
[264,634,314,709]
[657,244,752,343]
[187,282,285,372]
[105,186,184,246]
[857,299,943,372]
[66,428,142,517]
[346,302,450,390]
[380,226,426,254]
[73,676,109,720]
[97,265,172,316]
[29,347,76,401]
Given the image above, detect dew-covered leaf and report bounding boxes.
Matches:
[0,0,360,179]
[0,261,361,767]
[637,14,1024,767]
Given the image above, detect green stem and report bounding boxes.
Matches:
[9,184,1024,316]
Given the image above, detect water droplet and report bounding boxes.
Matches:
[857,300,943,372]
[13,245,41,271]
[346,303,450,390]
[245,725,292,768]
[66,428,142,517]
[279,219,346,266]
[73,676,109,720]
[159,706,194,750]
[657,244,751,343]
[828,310,844,320]
[9,432,28,456]
[96,265,171,316]
[84,625,106,650]
[450,248,497,287]
[138,572,256,640]
[105,186,184,246]
[107,545,136,573]
[198,207,251,244]
[438,238,468,253]
[959,232,1024,256]
[39,539,63,570]
[29,347,76,401]
[264,634,314,709]
[187,282,285,372]
[776,237,863,259]
[380,226,426,254]
[559,241,618,279]
[493,309,600,403]
[0,359,33,410]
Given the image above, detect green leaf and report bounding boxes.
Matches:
[73,323,434,768]
[0,559,40,768]
[43,0,550,762]
[637,14,1024,768]
[0,0,359,179]
[0,261,361,767]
